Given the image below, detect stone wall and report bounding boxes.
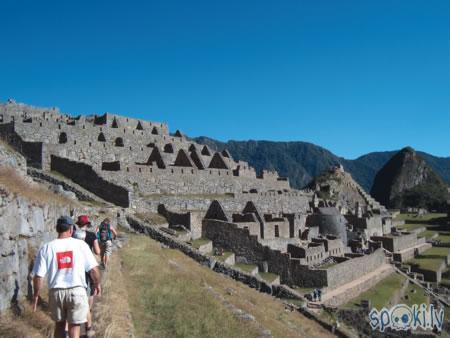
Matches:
[202,218,385,289]
[371,232,419,253]
[0,193,69,312]
[325,250,385,288]
[50,155,130,207]
[0,123,43,168]
[135,191,311,214]
[410,261,446,283]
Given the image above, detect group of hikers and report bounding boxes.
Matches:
[31,214,118,338]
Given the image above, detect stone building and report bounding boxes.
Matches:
[0,102,293,209]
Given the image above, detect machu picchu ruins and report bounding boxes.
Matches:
[0,100,434,300]
[1,99,449,336]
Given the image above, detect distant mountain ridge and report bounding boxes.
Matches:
[371,147,449,211]
[193,137,450,192]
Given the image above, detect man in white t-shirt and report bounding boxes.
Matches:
[32,216,101,338]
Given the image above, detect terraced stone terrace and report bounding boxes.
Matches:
[395,213,450,281]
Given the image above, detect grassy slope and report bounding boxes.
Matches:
[120,233,334,338]
[397,213,450,274]
[344,273,406,310]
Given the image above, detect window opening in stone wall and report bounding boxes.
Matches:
[136,121,144,130]
[163,143,174,153]
[58,132,68,144]
[115,137,124,147]
[98,132,106,142]
[274,225,279,238]
[111,118,119,128]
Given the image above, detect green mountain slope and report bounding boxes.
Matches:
[370,147,449,211]
[194,137,450,192]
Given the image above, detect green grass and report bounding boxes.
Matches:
[213,251,233,262]
[422,246,450,257]
[402,284,428,307]
[400,223,427,231]
[408,257,444,271]
[258,272,279,283]
[235,263,258,274]
[437,234,450,243]
[344,272,405,310]
[395,213,447,222]
[120,234,333,338]
[189,238,211,249]
[121,235,260,338]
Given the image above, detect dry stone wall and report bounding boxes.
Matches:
[0,193,70,312]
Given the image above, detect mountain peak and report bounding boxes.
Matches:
[370,148,448,211]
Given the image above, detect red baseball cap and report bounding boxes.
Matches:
[76,215,90,226]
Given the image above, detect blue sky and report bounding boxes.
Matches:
[1,1,449,159]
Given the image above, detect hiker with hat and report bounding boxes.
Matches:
[73,215,100,338]
[96,217,118,269]
[32,216,101,338]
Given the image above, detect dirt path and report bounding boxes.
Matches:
[92,238,135,337]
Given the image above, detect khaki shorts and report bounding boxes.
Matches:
[100,240,112,257]
[49,286,89,324]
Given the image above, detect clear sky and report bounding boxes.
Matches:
[1,0,449,159]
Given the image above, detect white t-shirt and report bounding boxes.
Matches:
[32,237,98,289]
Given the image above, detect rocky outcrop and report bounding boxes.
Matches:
[371,147,449,211]
[308,166,384,213]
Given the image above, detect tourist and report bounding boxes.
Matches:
[73,215,101,338]
[32,216,101,338]
[96,218,118,269]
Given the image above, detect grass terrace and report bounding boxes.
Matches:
[235,263,258,274]
[258,272,279,284]
[190,238,211,249]
[212,251,234,263]
[344,272,406,310]
[402,283,428,307]
[395,213,450,280]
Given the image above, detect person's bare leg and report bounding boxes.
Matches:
[86,296,93,328]
[104,254,109,267]
[68,323,81,338]
[54,321,66,338]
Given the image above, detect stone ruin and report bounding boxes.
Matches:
[0,101,295,210]
[0,100,429,292]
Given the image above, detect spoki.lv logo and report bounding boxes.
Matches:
[369,303,444,332]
